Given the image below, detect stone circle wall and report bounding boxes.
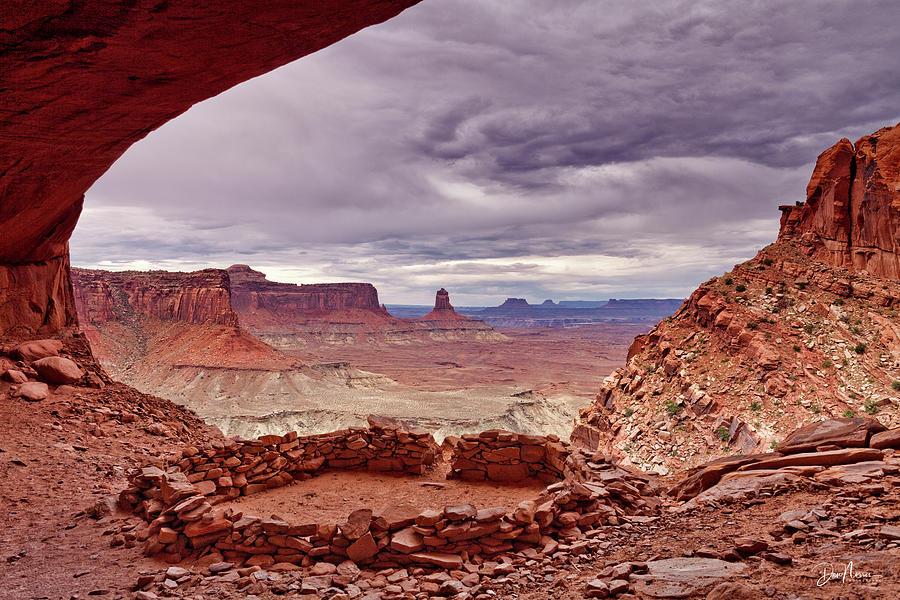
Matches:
[120,423,660,569]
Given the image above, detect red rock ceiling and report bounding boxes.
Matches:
[0,0,420,337]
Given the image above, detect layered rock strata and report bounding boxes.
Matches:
[0,1,421,337]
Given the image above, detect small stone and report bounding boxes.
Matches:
[608,579,630,595]
[585,579,609,598]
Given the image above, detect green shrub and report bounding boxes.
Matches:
[724,277,733,286]
[664,399,682,416]
[750,400,762,413]
[716,426,730,442]
[770,440,779,449]
[803,323,815,334]
[822,360,833,368]
[848,392,858,399]
[736,284,747,292]
[792,345,801,352]
[765,287,773,295]
[622,407,634,418]
[746,321,758,330]
[763,258,773,266]
[843,409,856,418]
[854,343,867,354]
[810,404,821,414]
[892,380,900,391]
[833,298,844,306]
[864,399,880,415]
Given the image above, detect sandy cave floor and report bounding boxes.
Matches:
[221,460,548,526]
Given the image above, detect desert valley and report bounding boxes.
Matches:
[3,3,900,600]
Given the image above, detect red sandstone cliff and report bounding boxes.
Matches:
[0,1,421,339]
[778,124,900,278]
[71,267,291,371]
[228,265,393,324]
[73,268,239,327]
[573,123,900,474]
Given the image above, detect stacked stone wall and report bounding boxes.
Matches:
[447,430,569,483]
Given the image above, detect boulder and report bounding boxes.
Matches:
[31,356,83,385]
[869,429,900,449]
[15,381,49,401]
[778,418,885,453]
[15,339,62,362]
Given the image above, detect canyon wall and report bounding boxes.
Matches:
[73,268,238,327]
[573,123,900,474]
[0,1,421,339]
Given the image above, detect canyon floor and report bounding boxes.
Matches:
[103,323,649,443]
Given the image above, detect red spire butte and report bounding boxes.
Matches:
[434,288,453,311]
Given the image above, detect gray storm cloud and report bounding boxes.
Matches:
[72,0,900,305]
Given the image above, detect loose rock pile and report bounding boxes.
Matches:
[1,337,104,400]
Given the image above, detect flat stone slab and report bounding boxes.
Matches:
[631,558,747,598]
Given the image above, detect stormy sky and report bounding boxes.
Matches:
[71,0,900,305]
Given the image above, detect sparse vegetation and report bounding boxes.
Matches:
[765,287,773,295]
[622,407,634,418]
[746,321,758,330]
[822,360,833,368]
[770,440,779,449]
[664,399,682,416]
[792,345,801,352]
[763,258,773,266]
[810,404,821,414]
[724,277,733,286]
[750,400,762,413]
[854,343,867,354]
[833,298,844,306]
[804,323,815,334]
[843,409,856,418]
[864,399,880,415]
[848,392,858,400]
[892,380,900,391]
[716,426,730,442]
[736,284,747,293]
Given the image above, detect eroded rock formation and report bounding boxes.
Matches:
[574,123,900,474]
[778,124,900,278]
[0,1,421,338]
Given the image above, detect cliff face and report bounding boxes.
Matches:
[226,267,503,346]
[228,265,387,322]
[72,268,238,327]
[778,124,900,278]
[0,1,420,339]
[574,123,900,474]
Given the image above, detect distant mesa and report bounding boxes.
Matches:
[500,298,530,308]
[541,299,557,306]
